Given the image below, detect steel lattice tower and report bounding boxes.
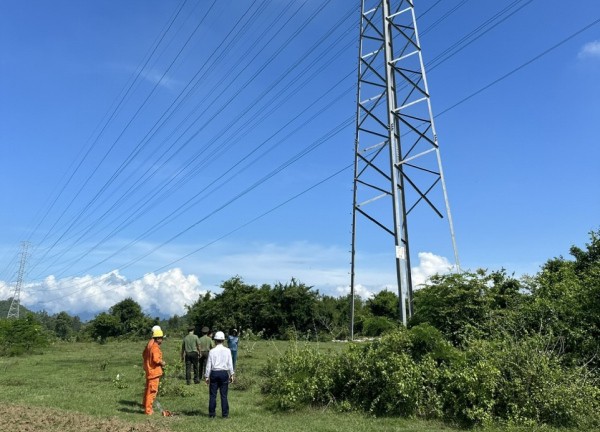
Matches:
[7,241,30,319]
[350,0,459,335]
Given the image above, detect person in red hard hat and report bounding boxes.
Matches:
[142,328,166,415]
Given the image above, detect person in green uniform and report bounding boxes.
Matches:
[198,326,214,379]
[181,326,201,384]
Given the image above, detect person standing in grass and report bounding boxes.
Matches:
[146,325,161,350]
[205,331,235,418]
[181,326,201,384]
[227,329,239,370]
[142,328,166,415]
[198,326,214,379]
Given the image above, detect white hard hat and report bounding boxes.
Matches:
[214,331,225,340]
[152,325,162,332]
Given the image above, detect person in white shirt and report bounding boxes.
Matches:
[205,331,235,418]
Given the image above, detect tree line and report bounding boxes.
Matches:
[2,229,599,360]
[262,229,600,428]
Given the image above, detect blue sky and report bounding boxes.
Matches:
[1,0,599,318]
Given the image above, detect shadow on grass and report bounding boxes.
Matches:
[118,399,141,407]
[178,409,207,417]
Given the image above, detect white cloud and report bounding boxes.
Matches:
[411,252,454,288]
[334,252,453,299]
[0,280,15,301]
[140,69,181,89]
[1,239,455,319]
[336,283,375,299]
[578,40,600,59]
[16,268,204,318]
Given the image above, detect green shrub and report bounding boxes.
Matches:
[0,315,49,356]
[231,374,254,391]
[439,350,500,427]
[261,329,600,428]
[362,316,397,337]
[261,342,335,410]
[484,336,600,428]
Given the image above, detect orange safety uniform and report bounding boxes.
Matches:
[142,339,164,414]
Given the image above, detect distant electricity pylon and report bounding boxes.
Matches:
[7,241,30,319]
[350,0,459,336]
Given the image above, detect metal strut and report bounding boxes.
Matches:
[350,0,459,338]
[7,241,31,319]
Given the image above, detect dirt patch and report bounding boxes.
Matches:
[0,404,172,432]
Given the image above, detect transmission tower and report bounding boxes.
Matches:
[7,241,30,319]
[350,0,459,335]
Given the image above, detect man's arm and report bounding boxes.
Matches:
[204,354,212,383]
[228,351,235,382]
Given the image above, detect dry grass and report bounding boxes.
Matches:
[0,404,171,432]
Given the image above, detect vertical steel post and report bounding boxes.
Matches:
[350,0,459,329]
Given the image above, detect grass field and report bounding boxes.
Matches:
[0,338,460,432]
[0,337,580,432]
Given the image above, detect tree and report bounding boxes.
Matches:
[0,314,49,356]
[411,269,523,345]
[54,311,74,340]
[186,277,321,339]
[520,229,600,364]
[109,298,150,335]
[366,289,398,320]
[89,312,120,342]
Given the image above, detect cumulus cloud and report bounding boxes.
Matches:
[0,239,455,319]
[578,40,600,59]
[0,280,14,300]
[335,283,375,299]
[16,268,204,318]
[335,252,453,298]
[411,252,455,289]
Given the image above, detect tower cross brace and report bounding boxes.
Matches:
[350,0,459,337]
[7,241,30,319]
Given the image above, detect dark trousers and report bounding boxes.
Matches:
[185,351,200,384]
[208,370,229,418]
[231,350,238,370]
[199,351,209,378]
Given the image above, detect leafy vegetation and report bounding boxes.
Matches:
[262,229,600,429]
[0,314,49,356]
[1,229,599,430]
[0,339,449,432]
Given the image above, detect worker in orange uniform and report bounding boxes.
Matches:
[142,327,166,415]
[146,325,162,350]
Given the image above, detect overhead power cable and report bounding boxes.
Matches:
[31,1,219,270]
[27,0,191,249]
[31,0,344,278]
[427,0,534,71]
[110,13,600,285]
[29,4,596,306]
[31,0,516,282]
[437,15,600,116]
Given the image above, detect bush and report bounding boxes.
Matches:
[483,336,600,428]
[333,340,422,416]
[261,342,335,410]
[0,316,49,356]
[362,316,398,337]
[261,329,600,428]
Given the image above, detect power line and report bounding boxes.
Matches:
[31,0,348,278]
[22,5,600,307]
